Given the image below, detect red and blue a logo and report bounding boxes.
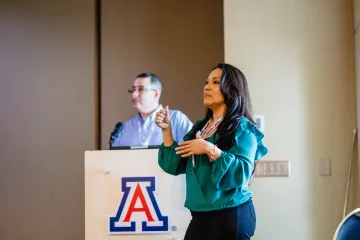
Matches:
[109,176,169,234]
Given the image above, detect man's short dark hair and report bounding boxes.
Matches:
[136,72,163,90]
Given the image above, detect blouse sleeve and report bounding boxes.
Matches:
[211,121,268,190]
[158,120,201,176]
[158,141,187,176]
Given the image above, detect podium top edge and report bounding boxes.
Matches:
[110,145,160,150]
[84,145,161,152]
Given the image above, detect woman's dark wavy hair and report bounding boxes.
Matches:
[190,63,254,151]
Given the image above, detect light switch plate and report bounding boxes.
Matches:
[253,160,290,177]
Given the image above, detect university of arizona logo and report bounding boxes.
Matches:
[109,176,169,234]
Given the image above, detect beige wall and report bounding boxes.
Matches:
[224,0,356,240]
[101,0,224,149]
[0,0,95,239]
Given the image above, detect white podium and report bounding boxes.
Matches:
[85,149,191,240]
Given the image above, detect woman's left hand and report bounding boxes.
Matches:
[175,131,211,157]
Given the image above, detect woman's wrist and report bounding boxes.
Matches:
[161,127,171,133]
[204,142,211,154]
[162,126,174,147]
[206,142,221,162]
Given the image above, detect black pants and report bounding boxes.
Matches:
[184,198,256,240]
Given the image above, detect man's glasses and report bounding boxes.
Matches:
[127,87,156,94]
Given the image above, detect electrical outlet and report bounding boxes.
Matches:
[254,160,290,177]
[254,115,265,132]
[319,157,331,175]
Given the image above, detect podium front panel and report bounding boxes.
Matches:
[85,149,191,240]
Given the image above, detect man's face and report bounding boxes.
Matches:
[130,77,159,113]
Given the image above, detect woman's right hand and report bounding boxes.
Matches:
[155,105,171,130]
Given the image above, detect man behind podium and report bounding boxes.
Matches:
[111,73,193,147]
